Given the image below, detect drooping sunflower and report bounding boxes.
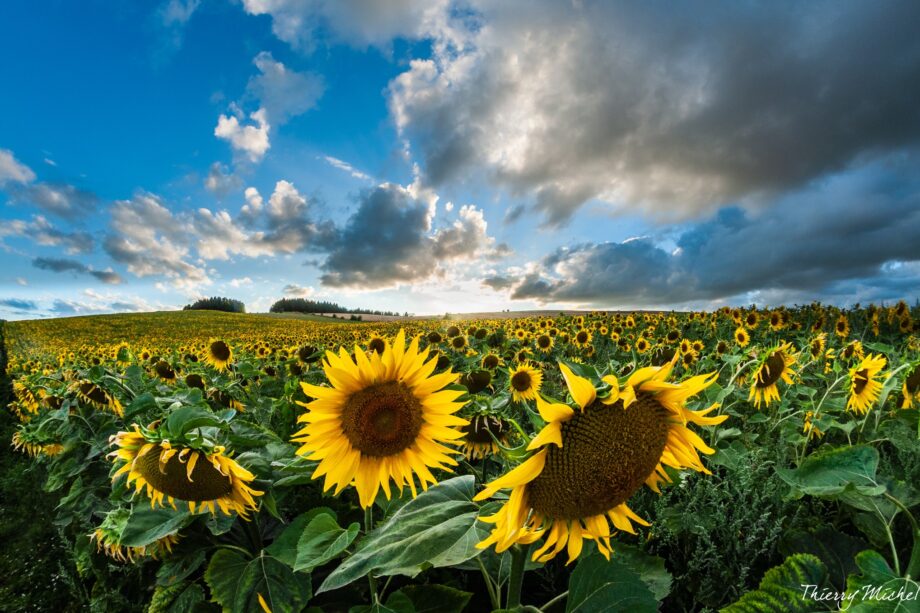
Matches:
[474,359,726,564]
[461,414,512,460]
[109,426,262,517]
[901,365,920,409]
[509,363,543,403]
[73,380,124,416]
[11,430,64,457]
[846,354,887,415]
[802,411,823,440]
[91,508,179,563]
[292,330,468,508]
[205,339,233,372]
[748,342,797,409]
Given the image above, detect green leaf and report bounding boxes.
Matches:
[120,505,192,548]
[124,392,157,418]
[265,507,336,568]
[609,542,672,601]
[566,550,658,612]
[205,550,311,613]
[294,513,360,572]
[776,445,883,498]
[779,526,867,590]
[845,550,920,612]
[722,553,828,613]
[318,476,483,593]
[156,549,207,587]
[394,585,472,613]
[166,406,223,437]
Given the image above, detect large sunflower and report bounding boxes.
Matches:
[748,342,797,409]
[474,359,726,564]
[110,426,262,518]
[292,330,468,508]
[846,354,887,414]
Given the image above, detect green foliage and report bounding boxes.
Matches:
[183,297,246,313]
[722,554,829,613]
[566,550,659,612]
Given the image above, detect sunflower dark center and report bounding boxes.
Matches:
[576,331,589,343]
[155,361,176,379]
[463,415,507,443]
[906,367,920,394]
[755,353,786,388]
[483,355,500,369]
[80,382,108,405]
[134,447,233,501]
[527,395,670,519]
[462,370,492,394]
[537,335,551,348]
[341,382,424,457]
[368,338,386,354]
[298,346,319,362]
[853,369,870,395]
[185,374,204,389]
[210,341,231,362]
[511,371,533,392]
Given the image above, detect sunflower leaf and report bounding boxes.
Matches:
[120,505,192,548]
[165,406,223,437]
[293,513,359,572]
[205,550,311,613]
[566,549,658,612]
[776,445,883,499]
[318,476,483,594]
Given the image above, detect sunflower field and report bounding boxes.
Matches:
[2,302,920,612]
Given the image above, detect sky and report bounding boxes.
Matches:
[1,0,919,320]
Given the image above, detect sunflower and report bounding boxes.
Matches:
[835,315,850,338]
[91,508,179,563]
[809,333,827,359]
[11,431,64,457]
[509,363,543,403]
[635,337,651,354]
[734,327,750,347]
[367,334,387,355]
[205,339,233,372]
[154,360,178,383]
[535,334,554,354]
[474,358,726,564]
[846,354,887,414]
[573,330,592,349]
[292,330,468,508]
[109,426,262,517]
[744,311,760,328]
[461,415,512,460]
[481,353,503,370]
[803,411,823,440]
[748,342,797,409]
[450,335,468,351]
[73,380,124,416]
[901,365,920,409]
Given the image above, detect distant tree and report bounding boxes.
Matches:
[183,297,245,313]
[269,297,400,317]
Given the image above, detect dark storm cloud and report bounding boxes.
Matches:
[32,257,123,285]
[390,0,920,226]
[506,156,920,306]
[320,183,495,288]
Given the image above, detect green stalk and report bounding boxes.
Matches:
[507,544,528,609]
[364,506,379,603]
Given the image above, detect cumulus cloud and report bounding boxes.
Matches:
[0,148,35,185]
[282,283,314,297]
[388,1,920,226]
[32,257,123,284]
[215,108,271,162]
[103,192,210,288]
[498,156,920,307]
[247,52,324,124]
[0,215,93,254]
[204,162,243,198]
[240,0,453,51]
[195,180,337,260]
[320,182,498,288]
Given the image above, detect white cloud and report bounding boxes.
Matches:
[214,108,271,162]
[0,148,36,185]
[229,276,253,287]
[159,0,200,26]
[204,162,243,197]
[15,277,27,286]
[282,283,314,297]
[247,51,324,124]
[323,155,371,181]
[0,215,93,254]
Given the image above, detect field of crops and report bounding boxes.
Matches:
[2,303,919,612]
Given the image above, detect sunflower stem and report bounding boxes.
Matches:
[364,505,379,603]
[540,590,569,611]
[507,544,528,609]
[476,555,501,609]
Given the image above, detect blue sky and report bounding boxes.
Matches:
[1,1,918,319]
